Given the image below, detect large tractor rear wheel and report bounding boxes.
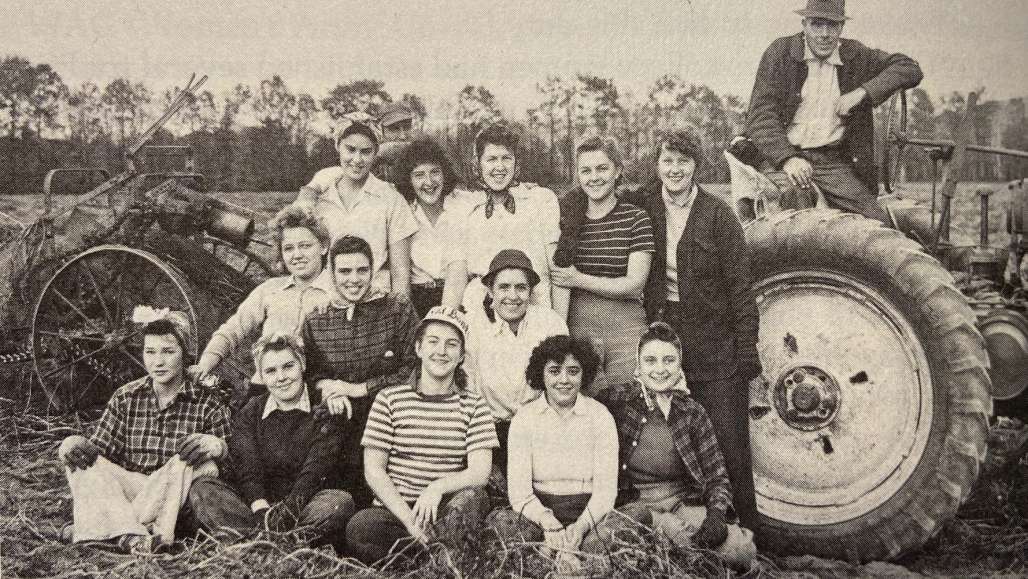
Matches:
[746,209,991,562]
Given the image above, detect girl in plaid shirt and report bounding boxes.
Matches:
[595,322,757,569]
[58,313,230,552]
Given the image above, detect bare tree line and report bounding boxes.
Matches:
[1,55,1026,195]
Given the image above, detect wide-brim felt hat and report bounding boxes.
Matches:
[795,0,848,22]
[481,249,541,288]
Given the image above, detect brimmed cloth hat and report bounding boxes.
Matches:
[795,0,848,22]
[481,249,541,288]
[417,306,469,344]
[379,102,414,128]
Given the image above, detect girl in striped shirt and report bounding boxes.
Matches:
[551,137,655,393]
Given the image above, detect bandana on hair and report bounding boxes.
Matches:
[333,111,383,148]
[132,305,193,353]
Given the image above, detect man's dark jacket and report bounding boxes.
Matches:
[744,32,923,188]
[623,184,761,383]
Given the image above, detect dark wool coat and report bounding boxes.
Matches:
[744,32,923,188]
[623,184,761,382]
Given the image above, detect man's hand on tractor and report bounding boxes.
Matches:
[783,156,815,190]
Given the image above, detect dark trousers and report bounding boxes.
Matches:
[766,147,887,223]
[493,420,511,474]
[411,284,444,318]
[345,486,489,564]
[689,375,759,531]
[188,476,355,540]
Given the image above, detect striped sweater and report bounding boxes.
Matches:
[361,381,498,502]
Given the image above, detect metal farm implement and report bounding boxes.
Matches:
[0,75,275,412]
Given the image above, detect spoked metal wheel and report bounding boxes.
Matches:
[31,245,199,412]
[746,210,991,562]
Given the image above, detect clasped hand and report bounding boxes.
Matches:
[550,265,582,289]
[320,379,366,418]
[406,483,444,544]
[59,435,100,471]
[176,433,224,466]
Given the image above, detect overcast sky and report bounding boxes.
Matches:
[3,1,1026,116]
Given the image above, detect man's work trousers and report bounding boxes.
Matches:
[766,148,887,223]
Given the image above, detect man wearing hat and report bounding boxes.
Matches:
[372,101,417,185]
[464,249,568,473]
[744,0,923,222]
[347,305,498,563]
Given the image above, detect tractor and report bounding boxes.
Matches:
[739,90,1028,562]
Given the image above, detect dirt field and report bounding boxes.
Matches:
[0,182,1025,577]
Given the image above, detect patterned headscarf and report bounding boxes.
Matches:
[132,306,194,355]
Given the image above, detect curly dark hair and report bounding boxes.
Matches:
[394,137,461,203]
[525,335,600,392]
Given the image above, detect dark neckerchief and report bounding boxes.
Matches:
[481,180,519,218]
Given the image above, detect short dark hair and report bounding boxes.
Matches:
[142,319,193,364]
[576,136,625,171]
[638,321,683,357]
[654,127,704,171]
[329,235,373,270]
[474,123,520,160]
[394,137,461,202]
[525,335,600,392]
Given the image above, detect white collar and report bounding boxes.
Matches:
[662,183,697,208]
[261,387,311,419]
[535,393,588,417]
[488,308,532,336]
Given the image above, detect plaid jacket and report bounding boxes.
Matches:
[301,292,419,464]
[595,382,734,516]
[89,375,231,475]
